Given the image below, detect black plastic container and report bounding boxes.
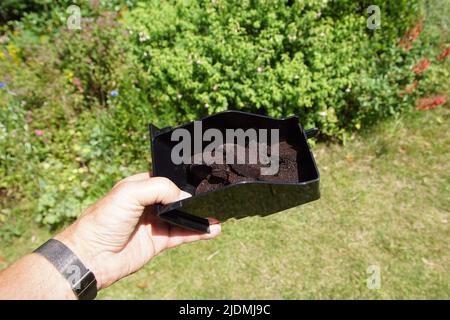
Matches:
[149,110,320,232]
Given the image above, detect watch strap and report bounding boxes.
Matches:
[34,239,97,300]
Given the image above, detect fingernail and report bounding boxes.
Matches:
[178,190,192,200]
[207,217,221,225]
[209,223,222,235]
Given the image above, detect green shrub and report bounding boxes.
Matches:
[2,0,446,228]
[123,0,424,138]
[0,0,53,24]
[0,2,144,227]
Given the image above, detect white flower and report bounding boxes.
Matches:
[288,34,297,42]
[138,31,150,42]
[294,75,300,80]
[345,87,351,93]
[196,60,202,65]
[318,111,327,117]
[204,103,209,108]
[177,94,183,99]
[257,66,264,73]
[320,32,326,37]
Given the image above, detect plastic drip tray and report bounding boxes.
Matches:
[149,110,320,232]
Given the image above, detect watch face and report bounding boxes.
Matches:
[73,270,97,300]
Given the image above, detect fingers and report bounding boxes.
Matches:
[166,218,221,249]
[113,176,192,207]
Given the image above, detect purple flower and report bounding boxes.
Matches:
[110,90,119,97]
[0,82,5,89]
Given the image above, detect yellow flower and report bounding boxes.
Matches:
[7,43,20,63]
[65,70,74,83]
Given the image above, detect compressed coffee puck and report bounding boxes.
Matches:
[189,140,301,193]
[188,164,212,185]
[277,141,299,162]
[189,164,211,178]
[258,140,299,183]
[210,163,230,180]
[228,172,255,184]
[277,159,299,182]
[196,179,224,194]
[230,163,261,179]
[258,158,299,183]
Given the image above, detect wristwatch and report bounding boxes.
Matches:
[34,239,97,300]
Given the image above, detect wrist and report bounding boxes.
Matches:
[54,229,104,291]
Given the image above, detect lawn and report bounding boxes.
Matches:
[1,106,448,299]
[1,0,449,300]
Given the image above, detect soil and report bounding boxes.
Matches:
[187,141,300,195]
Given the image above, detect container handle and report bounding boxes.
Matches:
[304,127,319,139]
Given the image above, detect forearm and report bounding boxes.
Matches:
[0,253,76,300]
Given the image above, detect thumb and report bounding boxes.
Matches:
[114,176,191,208]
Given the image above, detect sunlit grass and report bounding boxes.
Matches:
[97,107,449,299]
[1,106,448,299]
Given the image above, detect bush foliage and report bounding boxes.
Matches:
[126,0,425,136]
[0,0,447,228]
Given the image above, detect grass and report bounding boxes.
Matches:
[1,106,449,299]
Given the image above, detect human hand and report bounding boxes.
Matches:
[55,173,221,290]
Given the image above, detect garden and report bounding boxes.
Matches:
[0,0,449,299]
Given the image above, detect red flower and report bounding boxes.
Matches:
[399,81,419,97]
[412,58,431,74]
[437,45,450,61]
[34,130,44,136]
[416,95,446,110]
[399,20,423,51]
[434,96,446,105]
[72,77,84,93]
